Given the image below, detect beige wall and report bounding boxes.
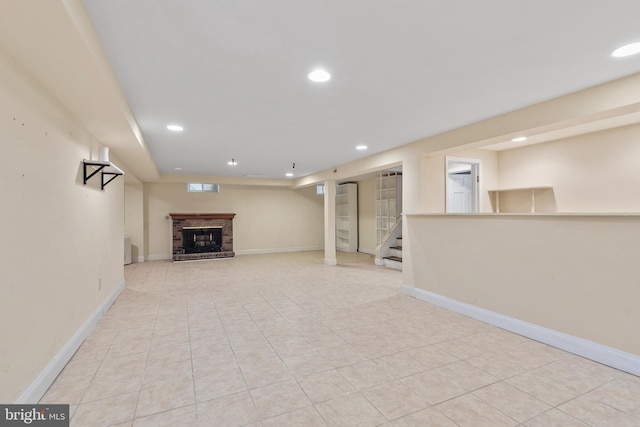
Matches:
[144,182,323,259]
[356,177,377,255]
[497,124,640,213]
[406,214,640,358]
[0,54,124,401]
[420,148,498,213]
[125,184,144,262]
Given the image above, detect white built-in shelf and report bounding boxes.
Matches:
[336,183,358,252]
[488,186,553,213]
[376,172,402,245]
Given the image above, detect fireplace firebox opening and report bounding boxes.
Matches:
[182,226,222,254]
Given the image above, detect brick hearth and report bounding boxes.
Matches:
[170,213,235,261]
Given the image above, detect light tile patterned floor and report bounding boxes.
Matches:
[40,251,640,426]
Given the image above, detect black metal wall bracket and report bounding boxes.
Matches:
[101,168,123,190]
[83,160,123,190]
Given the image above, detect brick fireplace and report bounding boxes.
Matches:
[170,213,235,261]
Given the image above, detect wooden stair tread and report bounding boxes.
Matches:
[390,245,402,250]
[384,256,403,262]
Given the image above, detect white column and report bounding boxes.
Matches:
[323,179,337,265]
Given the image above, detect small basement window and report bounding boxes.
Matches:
[187,183,220,193]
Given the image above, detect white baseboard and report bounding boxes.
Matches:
[235,246,323,256]
[146,254,171,261]
[401,285,640,377]
[136,256,145,263]
[16,279,126,404]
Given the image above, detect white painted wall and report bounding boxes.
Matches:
[0,53,124,402]
[144,182,324,259]
[497,124,640,213]
[357,176,376,255]
[124,184,144,262]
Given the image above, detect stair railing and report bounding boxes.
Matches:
[375,217,402,266]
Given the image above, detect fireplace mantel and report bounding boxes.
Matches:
[169,213,236,220]
[170,213,235,261]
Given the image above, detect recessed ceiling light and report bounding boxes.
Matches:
[174,167,182,170]
[612,41,640,58]
[308,69,331,82]
[167,124,183,132]
[286,172,294,177]
[227,159,238,166]
[356,145,368,150]
[511,136,527,142]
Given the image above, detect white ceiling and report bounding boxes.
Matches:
[82,0,640,180]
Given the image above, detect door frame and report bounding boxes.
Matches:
[445,156,482,213]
